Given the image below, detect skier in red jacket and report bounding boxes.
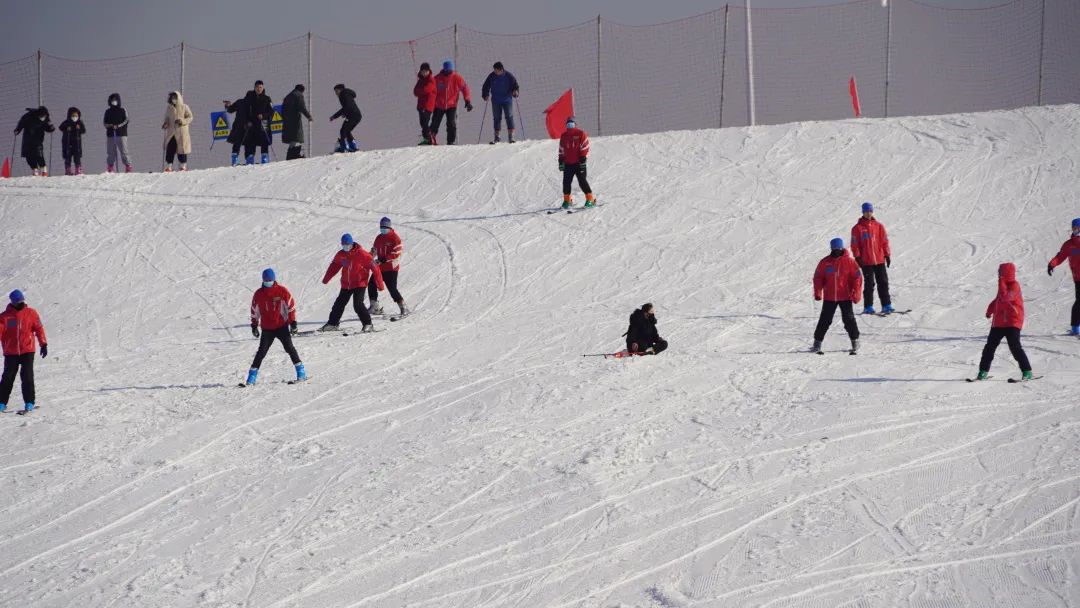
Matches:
[559,116,596,209]
[414,62,437,145]
[430,60,473,145]
[812,238,863,354]
[0,290,47,413]
[244,268,305,386]
[975,262,1034,381]
[367,217,407,317]
[850,201,893,314]
[1047,217,1080,335]
[319,233,385,332]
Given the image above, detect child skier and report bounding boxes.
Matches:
[0,290,47,414]
[559,116,596,209]
[1046,217,1080,335]
[14,106,54,176]
[850,201,893,314]
[414,63,436,145]
[367,217,407,317]
[244,268,305,386]
[104,93,133,172]
[812,237,863,354]
[318,233,385,332]
[625,303,667,354]
[58,107,86,175]
[974,262,1034,381]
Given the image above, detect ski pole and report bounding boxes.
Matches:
[477,99,488,144]
[161,127,167,172]
[514,98,525,140]
[8,133,15,176]
[47,131,53,176]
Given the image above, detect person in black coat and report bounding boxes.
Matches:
[223,96,250,166]
[242,80,274,164]
[281,84,312,160]
[103,93,133,172]
[625,303,668,355]
[57,107,86,175]
[13,107,54,175]
[330,83,362,152]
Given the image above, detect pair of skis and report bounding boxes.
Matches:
[547,202,603,215]
[966,375,1043,383]
[864,308,912,317]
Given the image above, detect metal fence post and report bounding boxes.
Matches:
[453,23,459,67]
[719,5,729,128]
[597,15,602,135]
[884,0,892,118]
[745,0,756,126]
[179,41,186,94]
[1037,0,1046,105]
[37,49,42,106]
[308,32,314,153]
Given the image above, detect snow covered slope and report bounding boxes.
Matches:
[1,105,1078,607]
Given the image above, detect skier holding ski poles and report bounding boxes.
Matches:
[243,268,306,386]
[14,106,54,176]
[481,61,519,144]
[1047,217,1080,336]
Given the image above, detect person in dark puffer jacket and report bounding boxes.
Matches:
[625,303,667,355]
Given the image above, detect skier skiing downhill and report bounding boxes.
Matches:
[0,290,47,414]
[559,116,596,209]
[330,84,363,153]
[812,237,863,354]
[367,217,408,318]
[430,60,473,146]
[625,303,667,355]
[1046,217,1080,335]
[245,268,306,386]
[974,262,1035,381]
[850,201,893,314]
[319,233,385,332]
[414,63,437,145]
[104,93,134,172]
[13,106,54,176]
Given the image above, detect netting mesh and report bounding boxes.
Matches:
[2,0,1079,174]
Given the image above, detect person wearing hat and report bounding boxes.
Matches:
[850,201,893,314]
[58,107,86,175]
[330,83,363,153]
[624,303,667,355]
[13,106,54,176]
[104,93,134,172]
[430,60,473,146]
[481,61,520,144]
[367,217,408,317]
[319,233,385,332]
[973,262,1035,381]
[414,63,437,145]
[0,290,47,413]
[558,116,596,209]
[281,84,312,161]
[812,237,863,354]
[245,268,305,386]
[1047,217,1080,335]
[242,80,274,164]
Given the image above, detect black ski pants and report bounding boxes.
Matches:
[862,263,891,308]
[251,327,301,369]
[562,164,592,196]
[368,270,403,304]
[165,137,188,164]
[328,288,372,326]
[24,147,45,169]
[1072,281,1080,327]
[429,108,457,144]
[339,117,360,143]
[814,300,860,342]
[0,353,36,405]
[628,337,668,354]
[979,327,1031,373]
[418,110,432,141]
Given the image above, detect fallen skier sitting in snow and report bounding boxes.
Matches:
[625,303,667,355]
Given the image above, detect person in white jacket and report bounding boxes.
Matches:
[161,91,193,172]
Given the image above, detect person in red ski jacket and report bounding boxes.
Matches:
[850,201,893,314]
[811,238,863,354]
[1047,217,1080,335]
[367,217,408,318]
[414,63,437,145]
[975,262,1033,381]
[244,268,305,386]
[0,290,46,413]
[558,116,596,209]
[319,233,384,332]
[429,60,472,145]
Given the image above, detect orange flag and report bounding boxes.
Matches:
[543,88,575,139]
[1,156,10,179]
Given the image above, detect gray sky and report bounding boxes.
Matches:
[2,0,1007,62]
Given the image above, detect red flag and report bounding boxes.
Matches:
[849,76,862,118]
[1,156,10,179]
[543,88,575,139]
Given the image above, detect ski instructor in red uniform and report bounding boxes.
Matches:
[0,290,47,414]
[319,233,385,333]
[1047,217,1080,336]
[812,238,863,354]
[429,60,472,146]
[850,201,893,315]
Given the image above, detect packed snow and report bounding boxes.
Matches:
[0,105,1078,607]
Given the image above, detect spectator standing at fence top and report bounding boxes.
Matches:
[330,83,363,153]
[104,93,133,173]
[224,96,250,166]
[161,91,193,172]
[58,107,86,176]
[414,63,437,145]
[430,60,473,146]
[281,84,312,161]
[481,61,519,144]
[14,106,54,176]
[242,81,274,165]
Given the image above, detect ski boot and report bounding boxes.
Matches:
[295,363,307,382]
[23,402,34,413]
[1069,325,1080,336]
[347,139,359,152]
[125,164,133,173]
[361,324,375,333]
[850,338,860,354]
[231,152,240,166]
[107,164,115,173]
[164,166,173,173]
[976,370,989,381]
[862,305,876,315]
[882,304,895,314]
[397,300,409,316]
[368,301,383,315]
[318,323,339,332]
[0,403,6,413]
[244,369,258,386]
[75,165,83,175]
[810,339,823,354]
[584,195,597,209]
[507,130,516,144]
[65,166,73,176]
[261,153,270,164]
[179,163,187,172]
[245,154,255,165]
[491,132,501,144]
[562,196,573,210]
[31,168,40,177]
[1022,370,1034,381]
[41,166,49,177]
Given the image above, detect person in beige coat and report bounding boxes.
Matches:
[161,91,193,172]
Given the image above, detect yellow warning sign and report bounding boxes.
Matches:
[210,111,230,140]
[215,116,227,128]
[270,105,283,134]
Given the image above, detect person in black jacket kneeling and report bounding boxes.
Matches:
[625,303,667,355]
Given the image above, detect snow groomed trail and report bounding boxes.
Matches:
[0,105,1078,607]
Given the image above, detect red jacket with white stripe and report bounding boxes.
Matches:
[850,217,891,266]
[250,283,296,331]
[433,70,471,110]
[322,246,385,291]
[372,230,403,272]
[0,304,46,356]
[987,262,1024,329]
[1049,235,1080,281]
[813,250,863,303]
[558,128,590,165]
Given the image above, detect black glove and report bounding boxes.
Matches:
[40,344,47,358]
[465,102,474,112]
[1048,263,1054,276]
[290,321,298,335]
[251,324,260,338]
[558,158,565,172]
[886,256,891,268]
[855,257,863,267]
[580,157,587,169]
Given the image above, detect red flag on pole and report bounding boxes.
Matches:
[849,76,862,118]
[1,157,10,179]
[543,88,575,139]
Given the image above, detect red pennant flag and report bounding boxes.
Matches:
[1,156,10,179]
[543,88,575,139]
[849,76,862,118]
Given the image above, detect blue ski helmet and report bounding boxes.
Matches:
[379,217,392,228]
[861,201,874,213]
[9,289,24,303]
[830,237,845,250]
[261,268,276,283]
[442,60,454,72]
[341,233,354,246]
[1072,217,1080,229]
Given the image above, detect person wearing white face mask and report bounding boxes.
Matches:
[243,268,305,386]
[161,91,193,172]
[103,93,133,172]
[367,217,407,318]
[58,107,86,175]
[318,233,385,332]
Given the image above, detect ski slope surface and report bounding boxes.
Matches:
[0,105,1079,607]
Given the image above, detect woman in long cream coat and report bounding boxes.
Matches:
[161,91,193,172]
